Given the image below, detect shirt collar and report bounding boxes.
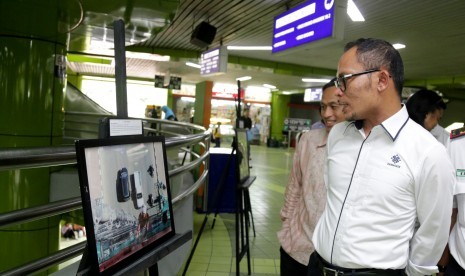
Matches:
[344,105,409,142]
[380,105,409,141]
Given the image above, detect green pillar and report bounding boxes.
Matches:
[67,73,83,91]
[0,36,65,273]
[270,93,290,140]
[167,88,174,110]
[194,81,213,129]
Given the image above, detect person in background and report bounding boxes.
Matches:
[150,105,159,119]
[149,105,159,132]
[61,223,76,239]
[311,38,455,276]
[240,108,252,129]
[214,122,222,147]
[444,127,465,275]
[311,119,325,130]
[278,78,345,275]
[240,108,253,159]
[406,89,449,146]
[161,105,177,121]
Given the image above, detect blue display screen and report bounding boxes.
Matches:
[200,46,227,76]
[272,0,336,53]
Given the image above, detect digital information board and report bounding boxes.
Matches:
[200,46,228,76]
[272,0,342,54]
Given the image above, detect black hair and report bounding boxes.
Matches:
[319,77,338,113]
[344,38,404,97]
[406,89,446,127]
[322,77,337,91]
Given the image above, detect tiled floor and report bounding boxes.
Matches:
[179,144,294,276]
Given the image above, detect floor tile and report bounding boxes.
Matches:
[180,144,294,275]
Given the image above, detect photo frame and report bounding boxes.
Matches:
[235,129,250,184]
[75,136,175,275]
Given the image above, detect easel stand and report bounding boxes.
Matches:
[183,79,255,276]
[182,147,241,276]
[235,175,256,275]
[76,231,192,276]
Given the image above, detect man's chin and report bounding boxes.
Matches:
[344,113,357,121]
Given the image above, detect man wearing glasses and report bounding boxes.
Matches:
[309,38,455,276]
[278,78,345,276]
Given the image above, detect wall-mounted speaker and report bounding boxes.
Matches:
[190,21,217,48]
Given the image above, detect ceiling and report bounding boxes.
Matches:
[6,0,465,95]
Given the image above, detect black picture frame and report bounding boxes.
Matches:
[75,136,176,275]
[235,128,250,184]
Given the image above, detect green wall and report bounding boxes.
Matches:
[0,36,65,273]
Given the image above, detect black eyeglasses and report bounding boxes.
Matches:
[334,69,380,92]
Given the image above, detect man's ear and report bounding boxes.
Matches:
[377,70,390,92]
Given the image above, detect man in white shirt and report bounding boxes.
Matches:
[310,38,456,276]
[445,127,465,275]
[431,123,449,147]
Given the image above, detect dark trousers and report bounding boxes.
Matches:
[445,254,465,276]
[214,138,221,147]
[280,247,308,276]
[306,252,320,276]
[62,229,75,239]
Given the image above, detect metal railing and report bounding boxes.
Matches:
[0,119,211,276]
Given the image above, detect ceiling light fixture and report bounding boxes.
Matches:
[236,76,252,81]
[347,0,365,22]
[393,43,406,50]
[227,46,272,51]
[126,51,170,61]
[180,97,196,102]
[263,84,276,89]
[185,62,201,68]
[302,78,332,83]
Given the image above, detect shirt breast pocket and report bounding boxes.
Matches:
[358,159,414,217]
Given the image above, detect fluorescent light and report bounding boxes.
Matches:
[282,91,293,95]
[185,62,201,68]
[347,0,365,22]
[263,84,276,89]
[393,43,406,50]
[180,97,196,102]
[227,46,272,51]
[126,51,170,61]
[236,76,252,81]
[302,78,332,83]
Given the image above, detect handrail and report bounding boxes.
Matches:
[0,241,87,276]
[0,146,77,171]
[64,111,207,132]
[0,131,210,172]
[0,152,210,228]
[0,169,210,276]
[0,120,211,275]
[0,197,82,229]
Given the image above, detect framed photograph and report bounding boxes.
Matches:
[235,129,250,183]
[75,136,175,275]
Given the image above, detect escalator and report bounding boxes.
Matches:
[63,82,113,144]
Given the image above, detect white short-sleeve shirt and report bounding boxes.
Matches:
[448,134,465,269]
[312,106,456,276]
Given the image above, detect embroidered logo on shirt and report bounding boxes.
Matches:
[458,169,465,177]
[387,154,401,168]
[391,155,401,163]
